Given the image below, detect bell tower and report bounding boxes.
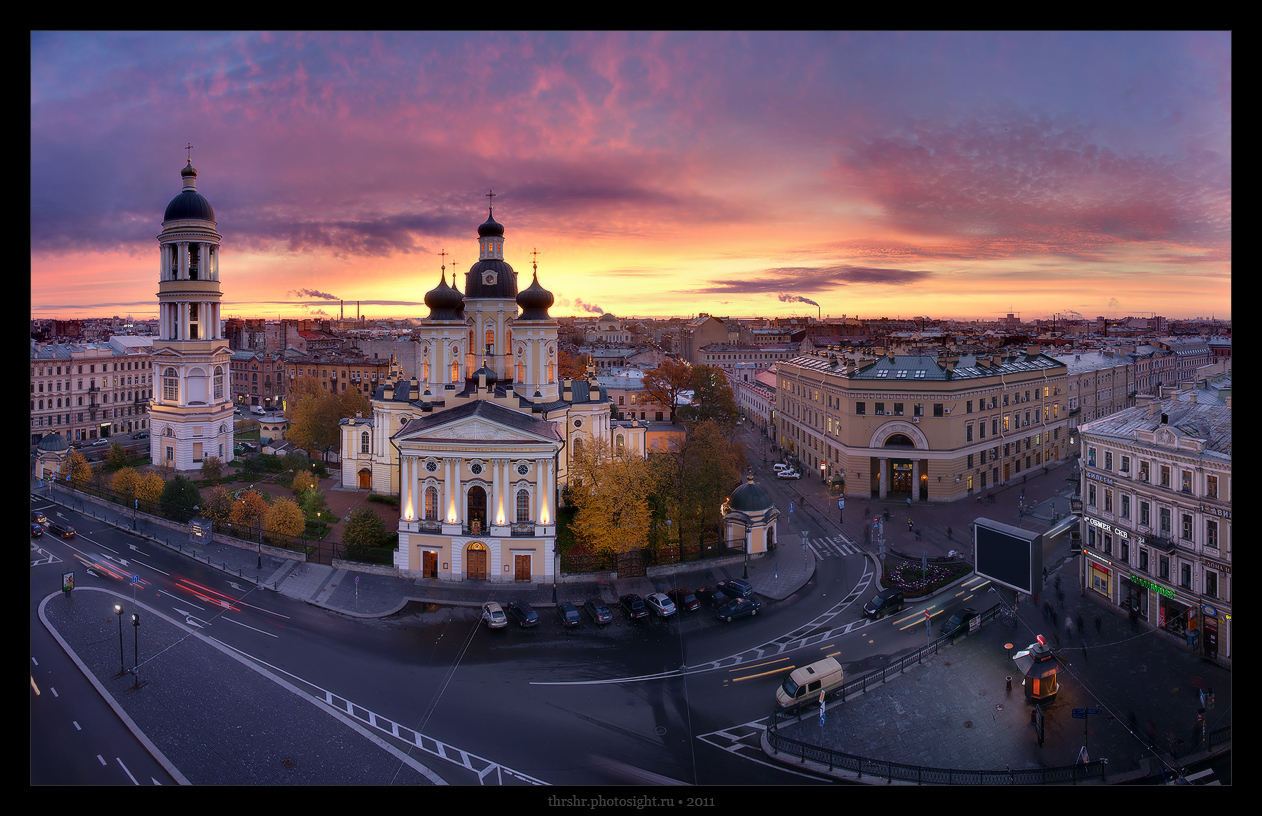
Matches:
[149,148,235,472]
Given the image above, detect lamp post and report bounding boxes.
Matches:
[130,612,146,690]
[113,604,127,677]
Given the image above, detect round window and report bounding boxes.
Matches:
[425,460,438,472]
[470,462,483,475]
[517,463,529,475]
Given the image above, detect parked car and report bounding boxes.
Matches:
[716,578,754,599]
[90,438,110,446]
[133,431,149,439]
[772,463,789,473]
[667,589,700,612]
[777,469,801,480]
[645,592,677,618]
[619,593,650,620]
[506,599,539,628]
[696,587,732,609]
[31,510,48,525]
[584,599,613,625]
[481,601,508,629]
[31,523,43,538]
[556,601,582,627]
[939,607,979,638]
[716,596,762,622]
[863,587,905,619]
[47,522,76,539]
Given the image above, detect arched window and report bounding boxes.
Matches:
[517,360,525,382]
[450,359,459,383]
[516,489,530,523]
[425,486,439,521]
[546,359,555,384]
[360,431,369,453]
[213,366,224,399]
[484,327,495,356]
[616,434,625,453]
[163,368,178,401]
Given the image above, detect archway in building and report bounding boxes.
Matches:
[883,433,916,496]
[466,542,488,580]
[357,469,371,489]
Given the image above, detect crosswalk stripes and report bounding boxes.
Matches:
[807,535,861,560]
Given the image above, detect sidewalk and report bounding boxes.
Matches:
[762,554,1231,783]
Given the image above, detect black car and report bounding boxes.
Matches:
[619,593,650,620]
[863,587,905,619]
[506,599,539,628]
[716,578,754,599]
[31,510,48,525]
[555,601,581,627]
[696,587,733,609]
[584,599,613,625]
[716,596,762,622]
[47,522,76,539]
[31,523,43,538]
[667,588,700,612]
[939,607,978,637]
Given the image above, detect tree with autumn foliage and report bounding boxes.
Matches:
[641,358,693,424]
[558,346,588,380]
[285,375,370,460]
[678,365,741,430]
[59,450,92,486]
[135,472,166,506]
[567,437,657,557]
[230,489,269,530]
[264,497,306,539]
[201,485,236,523]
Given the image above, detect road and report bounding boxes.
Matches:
[31,460,992,786]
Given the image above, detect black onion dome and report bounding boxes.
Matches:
[478,212,505,237]
[516,271,554,320]
[423,272,464,321]
[464,258,517,299]
[728,477,773,513]
[473,361,497,385]
[163,161,216,222]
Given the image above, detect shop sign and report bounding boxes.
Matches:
[1128,573,1174,599]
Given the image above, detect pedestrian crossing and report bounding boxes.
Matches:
[806,534,862,561]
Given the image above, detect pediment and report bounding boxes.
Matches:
[392,401,559,447]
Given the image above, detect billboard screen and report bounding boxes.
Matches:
[973,517,1043,596]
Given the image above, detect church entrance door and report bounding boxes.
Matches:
[422,550,437,579]
[514,553,531,582]
[466,543,487,580]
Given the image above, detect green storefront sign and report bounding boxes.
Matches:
[1128,573,1174,598]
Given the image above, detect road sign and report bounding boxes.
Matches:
[819,691,826,726]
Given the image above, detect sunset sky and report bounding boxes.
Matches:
[31,31,1231,324]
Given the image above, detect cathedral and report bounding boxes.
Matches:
[339,198,644,583]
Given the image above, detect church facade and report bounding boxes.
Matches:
[340,200,627,583]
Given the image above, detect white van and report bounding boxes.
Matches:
[775,657,845,709]
[250,405,266,416]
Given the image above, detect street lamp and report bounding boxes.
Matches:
[113,604,127,678]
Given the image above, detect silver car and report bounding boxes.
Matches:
[481,601,507,629]
[646,592,677,618]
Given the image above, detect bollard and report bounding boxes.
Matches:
[1006,676,1012,691]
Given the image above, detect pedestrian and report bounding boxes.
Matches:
[907,518,913,533]
[1094,613,1102,636]
[1042,566,1048,582]
[1077,612,1085,634]
[1064,616,1073,637]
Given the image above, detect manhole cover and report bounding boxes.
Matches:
[282,758,295,769]
[964,721,973,728]
[655,726,667,736]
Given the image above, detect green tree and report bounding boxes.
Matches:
[160,474,202,520]
[107,442,129,470]
[665,420,743,551]
[341,507,389,556]
[679,364,740,429]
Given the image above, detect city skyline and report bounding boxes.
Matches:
[31,31,1231,323]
